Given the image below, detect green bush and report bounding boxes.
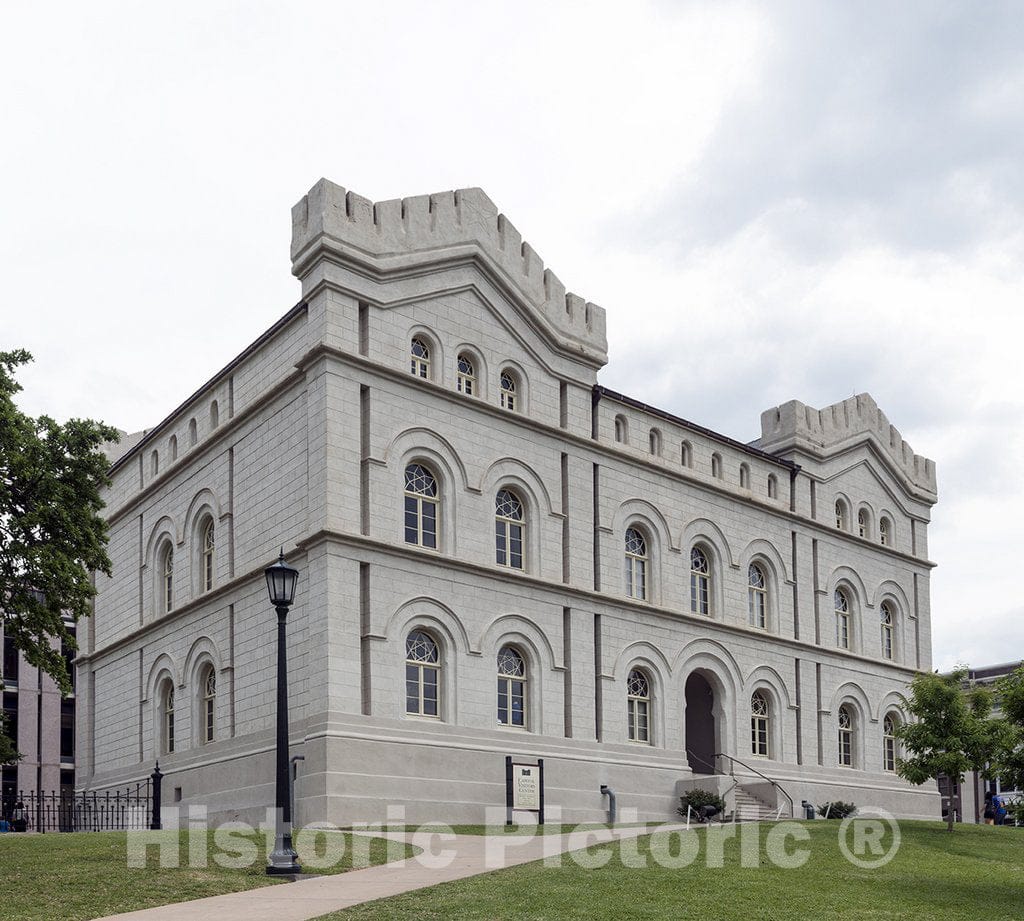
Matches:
[677,789,725,818]
[1006,800,1024,827]
[817,801,857,819]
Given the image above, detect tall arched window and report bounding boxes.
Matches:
[500,371,517,411]
[410,338,430,378]
[748,563,767,629]
[404,464,438,549]
[739,463,750,489]
[614,415,627,444]
[627,669,651,744]
[210,400,219,429]
[680,441,692,468]
[880,602,895,660]
[405,631,440,717]
[188,418,198,446]
[690,547,711,616]
[162,681,175,754]
[835,588,850,649]
[201,667,216,744]
[751,692,770,757]
[151,450,159,476]
[495,489,524,570]
[624,528,648,600]
[162,545,174,614]
[649,428,662,456]
[496,646,526,728]
[202,520,215,592]
[835,499,848,530]
[858,509,868,539]
[457,354,476,395]
[883,713,898,772]
[169,435,178,462]
[838,705,854,766]
[711,453,722,479]
[767,474,778,499]
[879,517,892,547]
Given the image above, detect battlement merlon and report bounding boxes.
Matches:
[756,393,938,502]
[290,178,609,368]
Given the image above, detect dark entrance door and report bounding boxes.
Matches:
[685,672,716,774]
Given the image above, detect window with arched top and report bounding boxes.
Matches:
[711,453,722,479]
[767,474,778,499]
[739,463,750,489]
[649,428,662,456]
[210,400,219,429]
[627,669,651,744]
[680,441,692,468]
[188,418,197,446]
[835,588,850,649]
[858,509,869,539]
[748,563,767,629]
[403,464,438,549]
[690,547,711,616]
[624,528,648,600]
[405,630,440,717]
[614,415,627,444]
[835,499,848,530]
[495,489,524,570]
[410,338,430,378]
[499,371,518,411]
[161,545,174,614]
[151,450,159,476]
[162,681,175,754]
[880,602,895,660]
[457,354,476,395]
[751,691,770,757]
[883,713,899,772]
[879,517,892,547]
[838,705,854,766]
[201,666,216,744]
[201,519,215,592]
[169,435,178,462]
[496,646,527,728]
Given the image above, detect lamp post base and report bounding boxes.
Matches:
[267,836,301,876]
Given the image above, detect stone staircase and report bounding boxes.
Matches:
[730,786,780,822]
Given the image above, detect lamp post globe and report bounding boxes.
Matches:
[265,549,301,876]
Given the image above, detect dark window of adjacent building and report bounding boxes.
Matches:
[2,692,17,745]
[2,636,18,685]
[62,626,76,694]
[60,699,75,763]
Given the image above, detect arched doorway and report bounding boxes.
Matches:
[685,672,717,774]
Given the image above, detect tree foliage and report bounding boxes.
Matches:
[990,664,1024,793]
[1,349,118,761]
[895,668,998,832]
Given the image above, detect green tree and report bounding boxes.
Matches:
[990,665,1024,794]
[895,668,998,832]
[0,349,118,762]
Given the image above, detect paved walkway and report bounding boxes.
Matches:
[95,824,689,921]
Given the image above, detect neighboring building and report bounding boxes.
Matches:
[76,179,940,824]
[1,625,77,811]
[938,660,1023,823]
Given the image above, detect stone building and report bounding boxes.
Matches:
[76,178,940,824]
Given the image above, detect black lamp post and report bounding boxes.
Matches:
[264,550,301,876]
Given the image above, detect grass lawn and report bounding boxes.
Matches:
[321,820,1024,920]
[0,829,416,921]
[346,823,658,836]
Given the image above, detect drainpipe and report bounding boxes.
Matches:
[600,785,616,825]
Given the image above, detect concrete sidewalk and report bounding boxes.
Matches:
[94,824,689,921]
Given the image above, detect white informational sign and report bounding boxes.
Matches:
[512,763,541,810]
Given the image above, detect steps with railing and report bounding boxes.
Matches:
[715,752,794,821]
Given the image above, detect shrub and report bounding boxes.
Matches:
[677,789,725,818]
[817,801,857,819]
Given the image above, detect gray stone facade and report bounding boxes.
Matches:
[76,178,941,825]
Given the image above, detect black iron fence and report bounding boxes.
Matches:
[2,764,162,833]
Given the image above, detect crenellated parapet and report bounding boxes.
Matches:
[757,393,937,501]
[290,178,608,367]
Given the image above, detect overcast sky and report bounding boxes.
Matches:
[3,2,1022,670]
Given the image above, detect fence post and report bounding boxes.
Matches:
[150,762,163,831]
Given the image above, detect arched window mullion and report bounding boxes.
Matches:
[624,528,648,600]
[690,547,711,616]
[496,646,527,728]
[750,691,770,757]
[627,669,651,744]
[495,490,525,570]
[405,631,440,718]
[404,464,439,549]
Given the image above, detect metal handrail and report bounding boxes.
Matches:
[715,752,795,818]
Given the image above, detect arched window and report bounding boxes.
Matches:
[210,400,219,429]
[627,669,651,744]
[748,563,767,629]
[500,371,517,411]
[835,588,850,649]
[739,463,750,489]
[202,520,215,592]
[495,489,524,570]
[838,705,854,766]
[410,338,430,378]
[835,499,848,530]
[690,547,711,616]
[496,646,527,728]
[767,474,778,499]
[680,441,692,468]
[614,415,627,444]
[880,602,895,660]
[188,418,197,446]
[161,545,174,614]
[151,450,159,476]
[457,354,476,395]
[649,428,662,456]
[162,681,175,754]
[879,517,892,547]
[624,528,648,600]
[711,453,722,479]
[751,692,770,757]
[405,630,440,717]
[858,509,868,539]
[403,464,438,549]
[883,713,899,772]
[169,435,178,462]
[201,666,216,744]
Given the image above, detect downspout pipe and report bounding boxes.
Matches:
[600,784,616,825]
